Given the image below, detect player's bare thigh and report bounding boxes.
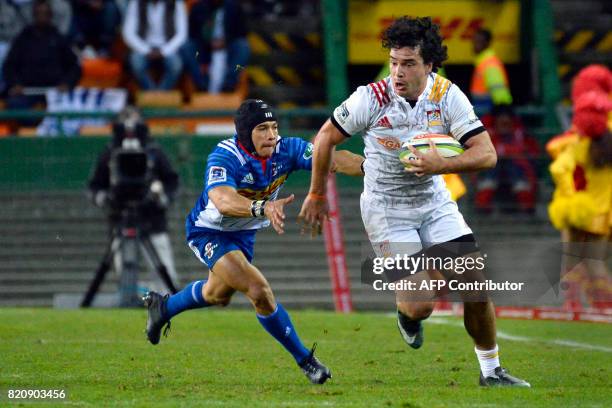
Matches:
[210,250,276,313]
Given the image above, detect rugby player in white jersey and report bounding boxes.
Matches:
[299,16,530,387]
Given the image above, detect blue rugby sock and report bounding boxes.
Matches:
[164,280,211,319]
[257,303,310,364]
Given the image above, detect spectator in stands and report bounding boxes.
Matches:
[470,28,512,115]
[122,0,187,90]
[475,105,539,213]
[0,0,72,93]
[88,106,181,292]
[69,0,121,57]
[184,0,249,93]
[2,0,81,109]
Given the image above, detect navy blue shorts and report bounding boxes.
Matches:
[187,229,256,269]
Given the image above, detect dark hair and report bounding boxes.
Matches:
[381,16,448,72]
[474,28,492,44]
[138,0,176,40]
[589,130,612,168]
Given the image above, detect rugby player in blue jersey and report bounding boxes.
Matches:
[143,99,364,384]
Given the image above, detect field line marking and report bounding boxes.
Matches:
[550,339,612,352]
[427,317,612,353]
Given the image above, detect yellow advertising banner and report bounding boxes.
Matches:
[349,0,521,64]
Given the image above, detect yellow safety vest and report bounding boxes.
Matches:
[470,48,512,105]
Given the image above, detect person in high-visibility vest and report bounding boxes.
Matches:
[470,28,512,114]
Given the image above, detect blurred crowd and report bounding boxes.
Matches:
[1,4,610,234]
[0,0,251,108]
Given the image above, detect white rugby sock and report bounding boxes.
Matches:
[475,345,500,378]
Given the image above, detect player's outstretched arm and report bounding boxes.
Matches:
[298,119,347,236]
[332,150,365,177]
[309,119,347,195]
[209,186,294,234]
[209,186,257,218]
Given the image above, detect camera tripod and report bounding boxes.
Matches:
[81,206,178,308]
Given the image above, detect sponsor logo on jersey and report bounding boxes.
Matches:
[237,174,288,200]
[376,116,393,129]
[241,173,255,184]
[208,166,227,183]
[204,242,218,259]
[272,162,278,177]
[303,143,314,159]
[337,103,350,124]
[375,136,401,151]
[426,109,442,127]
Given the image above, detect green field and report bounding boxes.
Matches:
[1,308,610,407]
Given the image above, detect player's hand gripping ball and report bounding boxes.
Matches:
[399,134,464,167]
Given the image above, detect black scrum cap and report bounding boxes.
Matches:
[234,99,277,153]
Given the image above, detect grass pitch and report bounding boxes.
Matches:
[0,308,610,407]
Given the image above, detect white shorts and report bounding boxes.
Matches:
[360,192,473,257]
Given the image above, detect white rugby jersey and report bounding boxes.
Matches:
[331,73,485,206]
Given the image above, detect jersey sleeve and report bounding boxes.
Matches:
[445,84,486,144]
[330,85,375,137]
[203,150,239,193]
[287,137,314,171]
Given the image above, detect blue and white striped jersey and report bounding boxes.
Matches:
[186,135,313,233]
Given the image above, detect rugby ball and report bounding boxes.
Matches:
[399,133,464,166]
